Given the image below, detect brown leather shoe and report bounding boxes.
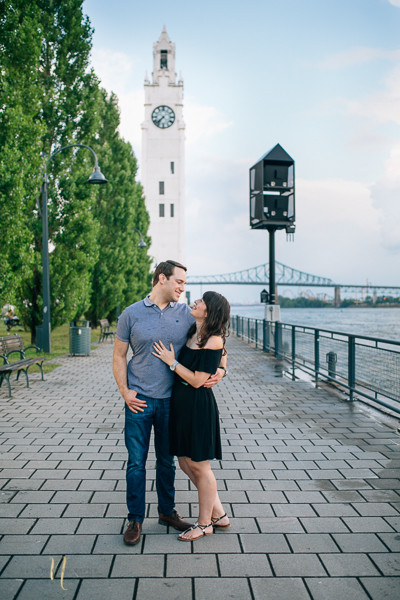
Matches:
[158,509,193,532]
[123,520,142,545]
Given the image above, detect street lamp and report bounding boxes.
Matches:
[38,144,108,353]
[115,228,147,320]
[249,144,295,322]
[133,228,147,248]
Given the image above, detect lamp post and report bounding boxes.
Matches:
[39,144,108,353]
[249,144,296,322]
[116,228,147,320]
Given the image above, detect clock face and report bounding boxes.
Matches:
[152,105,175,129]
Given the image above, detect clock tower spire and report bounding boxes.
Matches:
[141,28,186,271]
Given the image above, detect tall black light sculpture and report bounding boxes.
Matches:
[249,144,295,321]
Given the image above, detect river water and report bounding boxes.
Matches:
[230,306,400,341]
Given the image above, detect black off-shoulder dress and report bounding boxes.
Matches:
[169,345,223,462]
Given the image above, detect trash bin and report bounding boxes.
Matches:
[69,321,91,356]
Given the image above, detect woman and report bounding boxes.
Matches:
[152,291,230,541]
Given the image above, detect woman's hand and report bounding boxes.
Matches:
[152,340,176,366]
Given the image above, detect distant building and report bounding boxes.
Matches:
[141,27,186,269]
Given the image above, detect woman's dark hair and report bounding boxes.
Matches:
[188,291,230,355]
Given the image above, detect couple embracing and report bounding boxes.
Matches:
[113,260,231,545]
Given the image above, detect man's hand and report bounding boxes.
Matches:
[123,389,147,413]
[203,368,224,388]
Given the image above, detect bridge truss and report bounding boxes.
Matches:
[186,261,400,293]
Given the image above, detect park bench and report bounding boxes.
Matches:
[99,319,116,343]
[0,335,46,398]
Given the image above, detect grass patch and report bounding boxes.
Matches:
[0,321,108,374]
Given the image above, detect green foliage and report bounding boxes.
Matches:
[0,0,152,342]
[0,2,43,304]
[86,90,152,325]
[278,295,331,308]
[1,0,101,339]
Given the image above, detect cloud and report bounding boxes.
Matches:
[345,128,394,150]
[387,0,400,7]
[370,143,400,252]
[184,154,391,290]
[320,47,400,69]
[91,48,135,87]
[347,63,400,124]
[184,99,233,146]
[91,48,144,160]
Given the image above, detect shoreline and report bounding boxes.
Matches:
[230,304,400,309]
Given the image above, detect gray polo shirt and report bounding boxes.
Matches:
[116,295,195,398]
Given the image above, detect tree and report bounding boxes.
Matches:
[1,1,101,341]
[0,2,43,306]
[86,90,152,326]
[0,1,152,339]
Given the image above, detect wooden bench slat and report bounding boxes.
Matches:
[0,357,45,370]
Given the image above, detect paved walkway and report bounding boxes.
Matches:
[0,335,400,600]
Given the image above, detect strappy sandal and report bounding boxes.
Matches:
[178,521,214,542]
[211,513,231,529]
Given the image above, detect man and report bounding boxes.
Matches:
[113,260,226,545]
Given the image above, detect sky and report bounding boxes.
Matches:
[84,0,400,303]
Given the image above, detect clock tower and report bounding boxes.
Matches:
[141,27,186,269]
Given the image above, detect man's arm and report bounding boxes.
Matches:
[113,338,147,413]
[203,352,227,389]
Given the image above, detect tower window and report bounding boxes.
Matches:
[170,203,174,217]
[159,181,164,195]
[159,204,165,217]
[160,50,168,70]
[170,162,174,174]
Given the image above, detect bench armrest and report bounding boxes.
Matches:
[6,349,23,360]
[23,345,42,355]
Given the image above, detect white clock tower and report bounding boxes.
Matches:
[141,27,186,268]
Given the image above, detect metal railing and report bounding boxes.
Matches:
[231,315,400,415]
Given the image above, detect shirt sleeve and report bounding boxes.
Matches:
[116,309,131,343]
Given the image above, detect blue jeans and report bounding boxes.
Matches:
[124,395,175,523]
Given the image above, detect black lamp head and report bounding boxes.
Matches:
[86,165,108,185]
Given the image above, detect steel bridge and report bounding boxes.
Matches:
[186,261,400,294]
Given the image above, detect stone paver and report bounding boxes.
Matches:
[1,335,399,599]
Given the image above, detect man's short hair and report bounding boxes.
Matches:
[152,260,187,287]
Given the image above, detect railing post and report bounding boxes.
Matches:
[237,317,241,339]
[291,326,296,381]
[348,335,356,401]
[255,320,258,348]
[262,319,268,352]
[314,329,320,383]
[275,322,280,359]
[247,318,250,343]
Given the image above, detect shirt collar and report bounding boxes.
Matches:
[143,294,176,309]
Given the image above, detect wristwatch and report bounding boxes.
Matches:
[219,366,228,377]
[170,361,179,371]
